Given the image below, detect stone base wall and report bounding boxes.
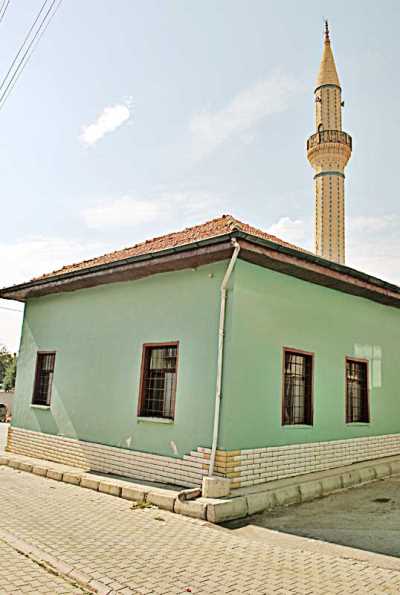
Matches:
[7,427,209,488]
[184,433,400,489]
[8,427,400,490]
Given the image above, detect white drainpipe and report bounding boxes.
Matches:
[208,238,241,478]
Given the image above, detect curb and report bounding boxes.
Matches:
[2,452,400,524]
[0,529,111,594]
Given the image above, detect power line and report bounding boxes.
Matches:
[0,0,49,99]
[0,0,63,112]
[0,0,10,25]
[1,0,63,110]
[0,0,57,106]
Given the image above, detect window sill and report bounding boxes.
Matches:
[282,424,313,429]
[346,422,370,426]
[30,404,50,410]
[137,416,174,425]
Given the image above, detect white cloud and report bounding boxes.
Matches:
[347,214,400,284]
[79,104,130,145]
[267,216,310,246]
[82,197,160,229]
[82,191,224,230]
[0,237,111,352]
[190,72,299,159]
[267,213,400,285]
[0,237,109,288]
[349,215,399,234]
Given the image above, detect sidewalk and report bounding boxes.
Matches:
[2,443,400,524]
[2,465,400,594]
[0,538,86,594]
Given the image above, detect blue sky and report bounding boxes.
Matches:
[1,0,399,351]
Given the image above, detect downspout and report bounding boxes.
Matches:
[208,238,241,478]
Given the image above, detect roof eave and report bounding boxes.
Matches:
[235,231,400,295]
[0,234,235,301]
[1,231,399,308]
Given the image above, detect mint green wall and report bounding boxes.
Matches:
[13,262,232,457]
[12,257,400,457]
[219,260,400,450]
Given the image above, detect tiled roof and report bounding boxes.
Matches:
[35,214,304,281]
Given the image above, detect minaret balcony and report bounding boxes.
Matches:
[307,129,352,151]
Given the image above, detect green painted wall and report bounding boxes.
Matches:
[219,259,400,450]
[12,256,400,457]
[13,261,232,457]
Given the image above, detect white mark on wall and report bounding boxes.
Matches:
[170,440,178,455]
[354,344,382,388]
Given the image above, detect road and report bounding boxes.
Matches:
[227,475,400,559]
[2,463,400,594]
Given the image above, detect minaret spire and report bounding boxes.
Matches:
[316,21,340,88]
[324,19,330,42]
[307,23,352,264]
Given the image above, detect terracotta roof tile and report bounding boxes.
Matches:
[34,214,305,281]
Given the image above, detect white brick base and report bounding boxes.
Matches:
[7,427,208,488]
[8,427,400,490]
[184,433,400,488]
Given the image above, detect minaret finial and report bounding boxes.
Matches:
[324,20,330,43]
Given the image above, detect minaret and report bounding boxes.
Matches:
[307,21,352,264]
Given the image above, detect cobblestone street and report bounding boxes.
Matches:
[2,466,400,594]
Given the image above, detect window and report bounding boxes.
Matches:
[346,358,369,423]
[138,343,178,419]
[32,352,56,406]
[282,349,313,425]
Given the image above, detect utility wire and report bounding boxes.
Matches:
[0,0,63,111]
[0,0,57,104]
[0,0,10,25]
[0,0,63,110]
[0,0,49,99]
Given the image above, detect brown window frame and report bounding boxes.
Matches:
[282,347,314,426]
[345,357,370,423]
[32,351,56,407]
[137,342,179,420]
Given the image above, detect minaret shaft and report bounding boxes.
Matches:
[307,23,352,264]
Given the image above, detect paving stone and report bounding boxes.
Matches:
[341,470,361,488]
[121,485,148,503]
[0,539,83,593]
[62,472,82,485]
[246,491,276,515]
[46,468,63,481]
[174,496,207,519]
[146,489,176,511]
[98,480,122,497]
[18,462,33,473]
[206,496,248,523]
[389,460,400,475]
[80,475,100,491]
[359,467,377,483]
[2,464,400,594]
[375,463,391,478]
[321,475,342,495]
[274,486,301,507]
[32,465,48,476]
